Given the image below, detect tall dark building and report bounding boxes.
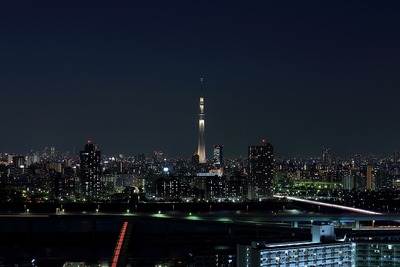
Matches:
[80,140,101,199]
[248,140,274,199]
[322,147,331,167]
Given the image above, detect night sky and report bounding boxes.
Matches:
[1,1,400,158]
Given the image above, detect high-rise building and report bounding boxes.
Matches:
[366,164,373,190]
[248,140,274,199]
[80,140,101,198]
[12,155,25,168]
[197,78,206,164]
[322,147,331,167]
[343,170,355,190]
[26,152,39,166]
[213,144,224,167]
[394,149,400,163]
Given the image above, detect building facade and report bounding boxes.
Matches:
[237,225,355,267]
[355,240,400,266]
[213,144,224,167]
[79,141,101,199]
[248,140,274,199]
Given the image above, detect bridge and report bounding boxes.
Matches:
[278,195,381,215]
[0,207,397,227]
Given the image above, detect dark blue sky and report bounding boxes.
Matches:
[1,1,400,158]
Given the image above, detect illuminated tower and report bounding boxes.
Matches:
[197,78,206,163]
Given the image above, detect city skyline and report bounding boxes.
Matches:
[2,1,400,158]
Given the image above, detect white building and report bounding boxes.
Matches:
[237,224,355,267]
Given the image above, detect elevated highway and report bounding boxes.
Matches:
[0,209,397,226]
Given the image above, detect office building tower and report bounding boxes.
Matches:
[197,78,206,163]
[80,140,101,198]
[394,149,400,163]
[213,144,224,167]
[26,152,39,166]
[62,166,78,200]
[248,140,274,199]
[366,164,374,190]
[343,171,355,190]
[322,147,331,167]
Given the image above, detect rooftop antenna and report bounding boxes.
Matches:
[200,77,204,94]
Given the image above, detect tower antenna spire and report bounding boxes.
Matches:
[200,77,204,94]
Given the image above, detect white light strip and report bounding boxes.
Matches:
[275,195,381,215]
